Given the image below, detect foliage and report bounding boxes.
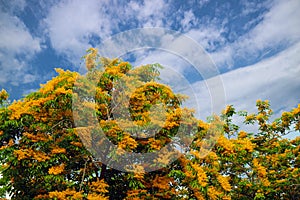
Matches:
[0,48,299,199]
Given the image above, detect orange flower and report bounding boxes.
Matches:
[207,186,222,200]
[0,89,9,100]
[253,159,267,177]
[51,147,66,154]
[238,130,247,138]
[217,175,231,191]
[191,163,208,187]
[48,164,65,175]
[14,149,28,160]
[118,134,138,150]
[148,138,161,150]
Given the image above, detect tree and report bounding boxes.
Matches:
[0,48,299,199]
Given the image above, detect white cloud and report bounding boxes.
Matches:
[128,0,169,27]
[191,41,300,120]
[185,27,227,51]
[43,0,172,67]
[44,0,112,63]
[211,0,300,68]
[240,0,272,16]
[180,10,197,32]
[0,11,41,86]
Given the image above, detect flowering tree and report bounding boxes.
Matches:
[0,48,299,200]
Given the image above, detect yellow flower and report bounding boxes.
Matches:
[70,141,83,147]
[152,176,171,190]
[238,130,247,138]
[193,190,206,200]
[235,138,255,152]
[118,134,138,150]
[51,147,66,154]
[292,104,300,115]
[261,178,270,187]
[49,189,83,200]
[49,191,66,200]
[198,120,209,130]
[48,164,65,175]
[191,163,208,187]
[89,179,109,195]
[223,105,233,115]
[8,101,29,119]
[14,149,28,160]
[73,192,83,199]
[245,114,256,121]
[0,89,9,100]
[149,138,161,150]
[217,175,231,191]
[87,193,108,200]
[207,186,222,200]
[33,151,50,162]
[253,159,267,177]
[256,113,265,122]
[217,136,234,154]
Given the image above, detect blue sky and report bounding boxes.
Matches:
[0,0,300,123]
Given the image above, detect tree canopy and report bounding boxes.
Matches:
[0,48,299,200]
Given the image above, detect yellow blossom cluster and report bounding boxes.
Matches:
[87,179,109,199]
[118,134,138,150]
[223,105,234,115]
[48,164,65,175]
[40,68,77,94]
[70,141,83,147]
[217,136,235,154]
[193,190,206,200]
[235,137,255,152]
[7,68,77,122]
[0,89,8,101]
[89,179,109,193]
[24,132,47,143]
[126,189,148,200]
[87,193,109,200]
[205,152,220,167]
[105,64,126,77]
[8,101,29,120]
[14,148,50,161]
[190,162,208,187]
[148,138,161,150]
[261,178,271,187]
[152,175,172,190]
[245,113,256,122]
[49,189,83,200]
[253,158,267,177]
[238,130,248,138]
[207,186,222,200]
[0,138,14,150]
[217,175,231,191]
[51,147,66,154]
[292,104,300,115]
[198,120,210,131]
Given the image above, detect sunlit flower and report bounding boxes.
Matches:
[48,164,65,175]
